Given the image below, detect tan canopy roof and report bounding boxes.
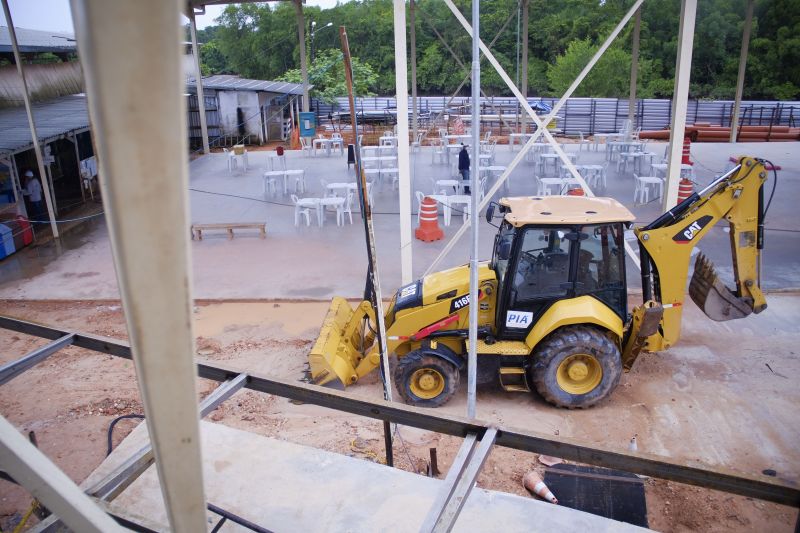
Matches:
[499,196,635,227]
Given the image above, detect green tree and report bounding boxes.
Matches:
[547,39,632,97]
[278,49,378,103]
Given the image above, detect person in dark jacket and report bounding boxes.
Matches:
[458,144,470,194]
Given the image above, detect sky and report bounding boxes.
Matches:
[1,0,349,33]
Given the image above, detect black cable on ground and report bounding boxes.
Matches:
[106,414,145,456]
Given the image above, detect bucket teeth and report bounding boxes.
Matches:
[689,253,753,322]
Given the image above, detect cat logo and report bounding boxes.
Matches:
[673,215,713,243]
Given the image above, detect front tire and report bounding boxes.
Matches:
[394,350,460,408]
[531,326,621,408]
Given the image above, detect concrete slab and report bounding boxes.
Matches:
[0,141,797,299]
[83,420,649,532]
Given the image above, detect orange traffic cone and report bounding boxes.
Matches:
[677,178,694,205]
[523,471,558,504]
[681,135,693,165]
[415,196,444,242]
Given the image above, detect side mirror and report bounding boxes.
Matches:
[485,203,496,223]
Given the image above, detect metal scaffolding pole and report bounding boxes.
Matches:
[467,0,480,420]
[69,1,208,531]
[410,0,418,140]
[628,6,641,125]
[664,0,698,209]
[394,0,413,285]
[1,0,60,238]
[294,0,310,112]
[0,416,123,532]
[519,0,528,133]
[730,0,754,143]
[189,10,210,154]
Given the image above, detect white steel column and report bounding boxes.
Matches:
[410,0,418,140]
[393,0,413,284]
[70,1,207,532]
[664,0,697,209]
[0,416,123,532]
[1,0,59,238]
[189,11,210,154]
[628,6,641,125]
[730,0,754,143]
[519,0,528,133]
[467,0,480,420]
[295,0,310,112]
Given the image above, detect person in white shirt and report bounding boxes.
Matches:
[22,170,44,222]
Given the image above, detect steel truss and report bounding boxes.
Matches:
[0,315,798,532]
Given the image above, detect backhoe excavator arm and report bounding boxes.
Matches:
[623,157,769,364]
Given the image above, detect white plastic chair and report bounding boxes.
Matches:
[299,137,313,156]
[577,132,591,152]
[223,148,237,174]
[633,174,664,204]
[291,194,315,226]
[431,139,446,164]
[330,133,344,155]
[343,190,354,225]
[411,132,425,153]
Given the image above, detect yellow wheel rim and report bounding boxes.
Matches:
[409,368,445,399]
[556,353,603,395]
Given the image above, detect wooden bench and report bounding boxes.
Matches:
[191,222,266,241]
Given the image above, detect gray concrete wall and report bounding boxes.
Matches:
[218,90,262,140]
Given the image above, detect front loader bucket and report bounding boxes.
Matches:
[308,297,371,388]
[689,253,754,322]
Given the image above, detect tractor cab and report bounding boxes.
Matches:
[488,196,635,340]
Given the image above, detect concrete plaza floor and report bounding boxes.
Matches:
[0,139,797,300]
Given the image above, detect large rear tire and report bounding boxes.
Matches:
[394,350,460,408]
[531,326,621,408]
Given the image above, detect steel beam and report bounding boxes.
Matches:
[420,433,478,531]
[664,0,698,209]
[189,11,211,154]
[0,0,60,238]
[1,316,798,508]
[628,6,641,125]
[88,374,247,502]
[294,0,310,112]
[410,0,418,140]
[730,0,754,143]
[69,1,207,531]
[519,0,528,133]
[393,0,413,285]
[466,0,480,421]
[0,415,123,532]
[0,334,74,385]
[431,428,497,532]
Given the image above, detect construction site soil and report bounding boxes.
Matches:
[0,299,797,532]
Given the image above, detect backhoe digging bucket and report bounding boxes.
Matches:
[308,297,372,388]
[689,253,754,322]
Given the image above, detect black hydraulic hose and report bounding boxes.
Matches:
[639,242,652,302]
[643,164,743,231]
[758,182,765,250]
[106,414,145,456]
[207,503,273,533]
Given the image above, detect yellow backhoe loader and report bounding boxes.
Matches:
[309,157,772,408]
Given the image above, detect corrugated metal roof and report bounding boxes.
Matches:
[187,75,305,95]
[0,26,76,54]
[0,94,89,155]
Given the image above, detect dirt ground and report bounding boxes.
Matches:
[0,299,797,532]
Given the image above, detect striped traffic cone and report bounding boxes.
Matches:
[523,471,558,504]
[677,178,694,205]
[681,135,693,165]
[415,196,444,242]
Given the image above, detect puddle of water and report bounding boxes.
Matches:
[0,218,103,286]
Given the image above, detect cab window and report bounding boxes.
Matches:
[576,223,626,316]
[511,226,571,303]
